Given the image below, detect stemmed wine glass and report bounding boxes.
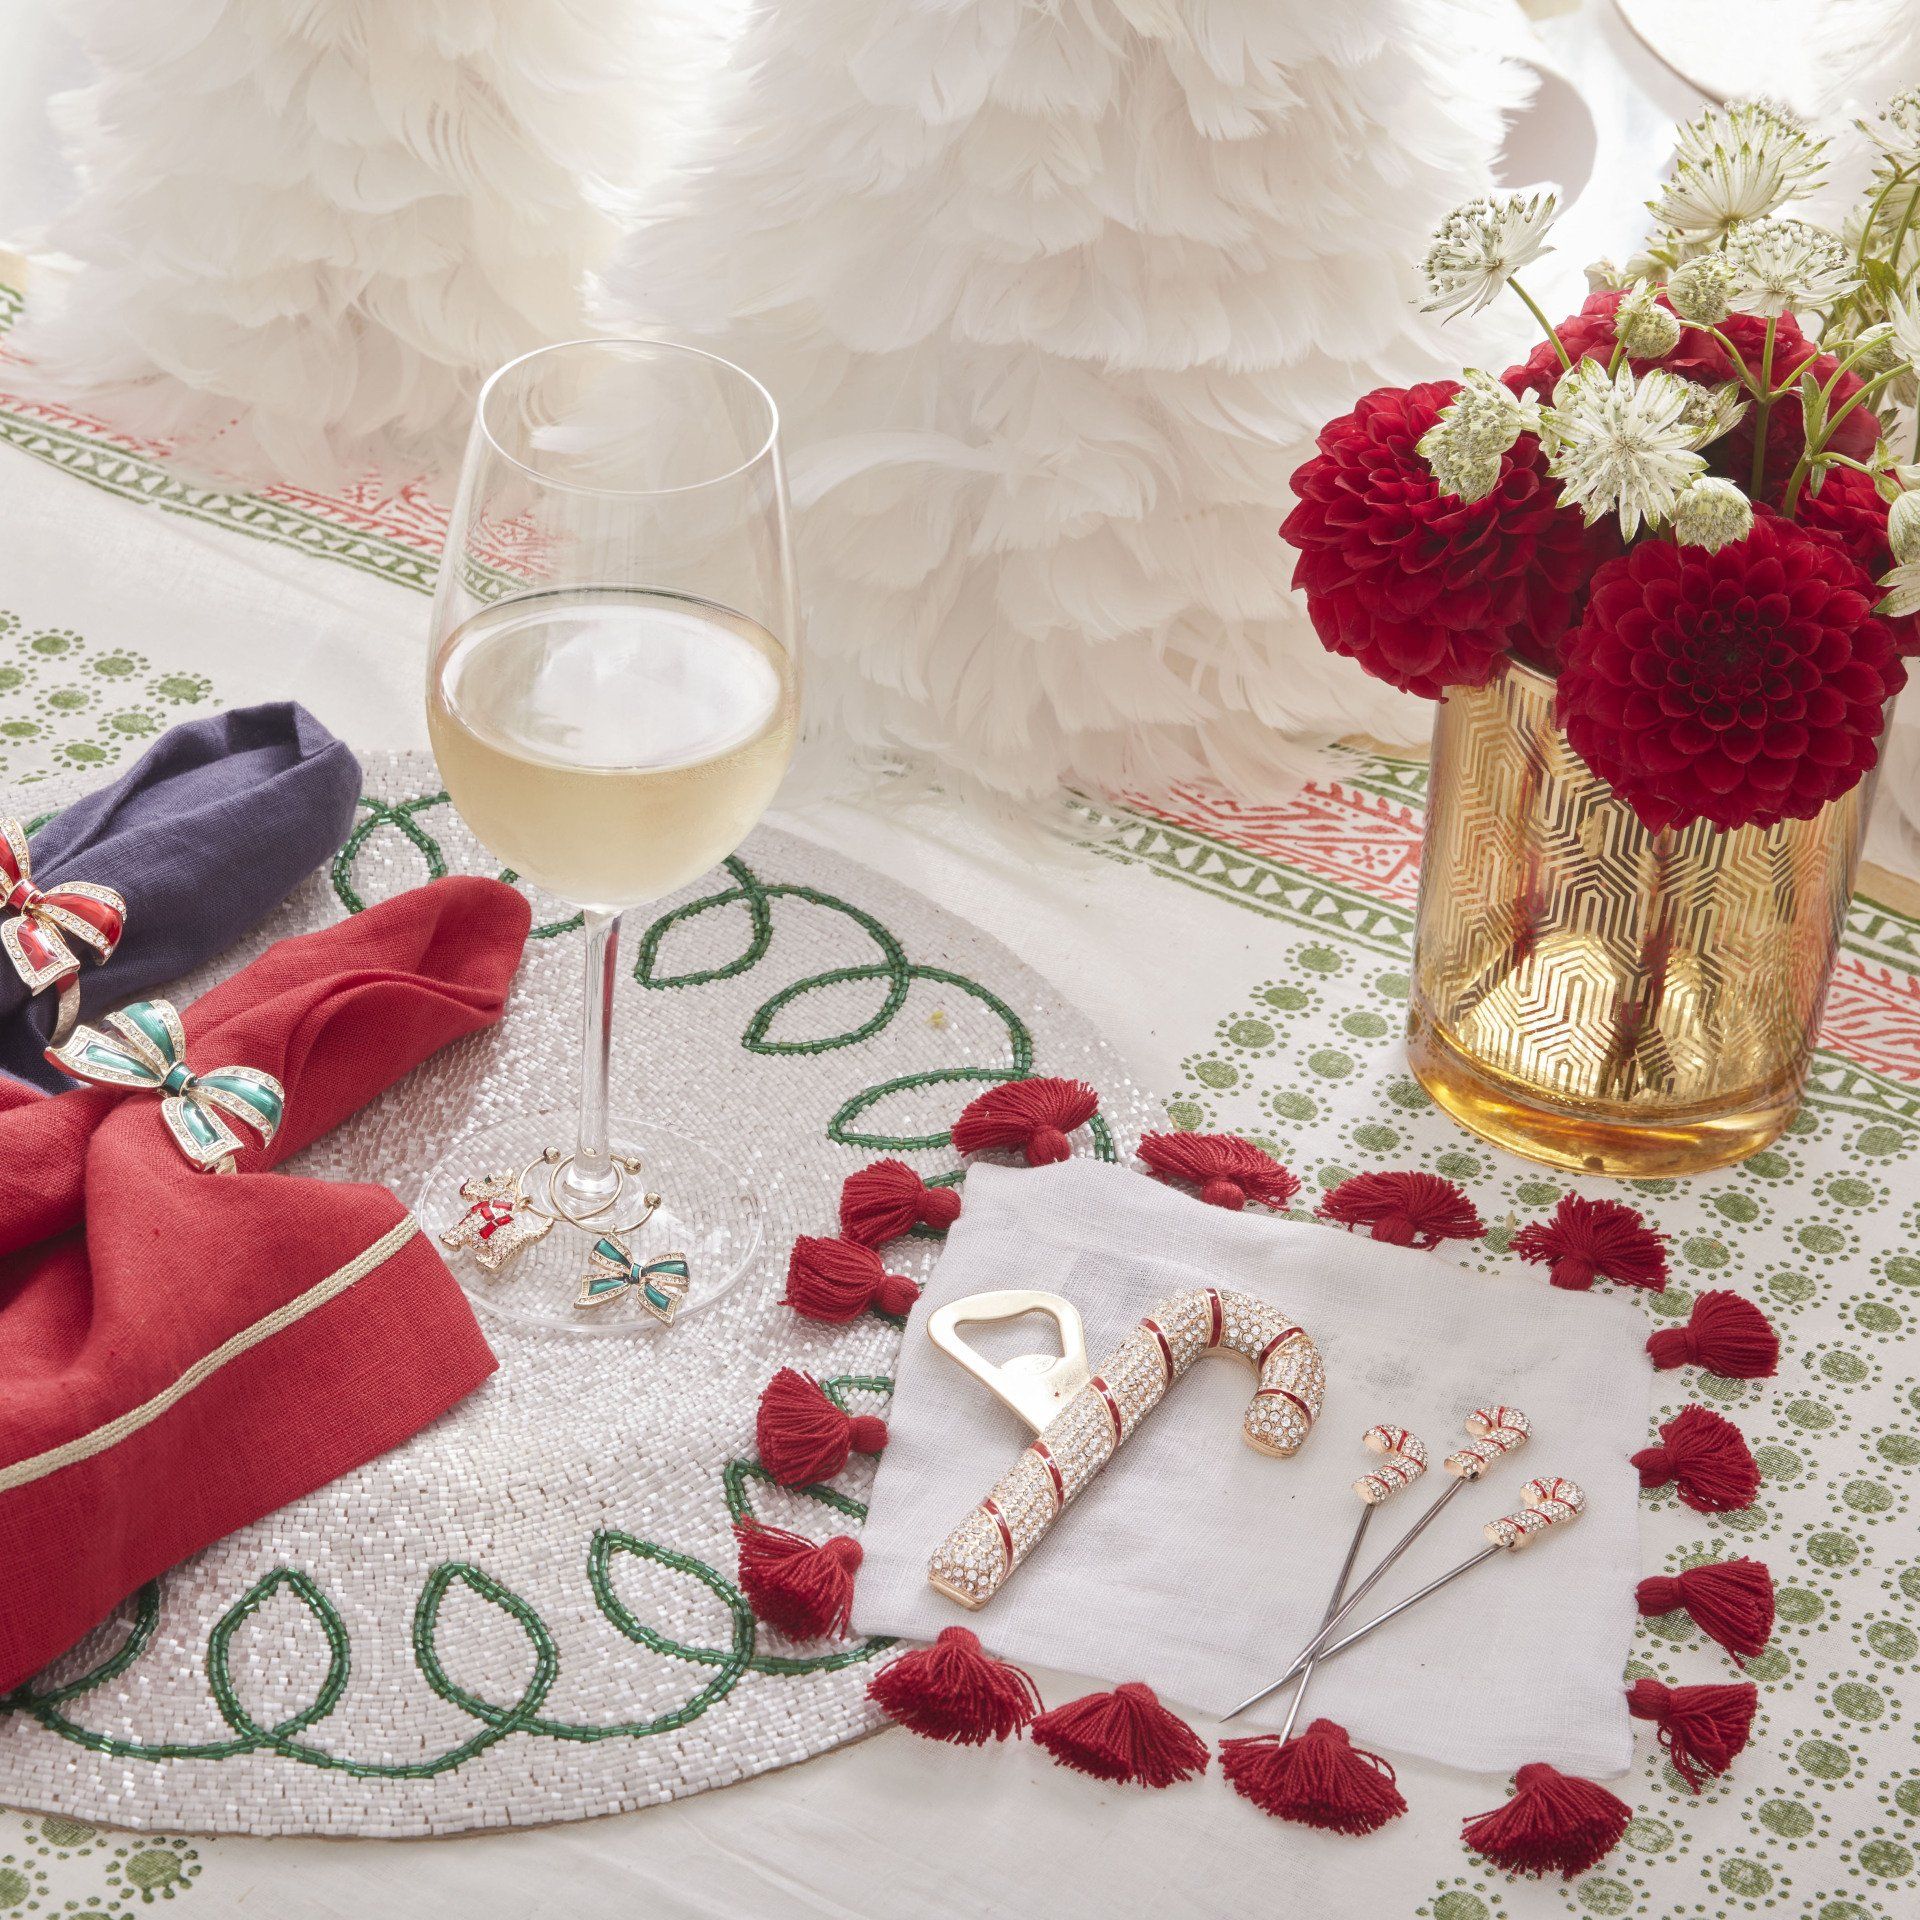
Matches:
[420,339,798,1334]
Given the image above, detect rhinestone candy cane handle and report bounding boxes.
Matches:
[1354,1425,1428,1503]
[1482,1475,1586,1548]
[928,1287,1324,1609]
[1444,1404,1531,1480]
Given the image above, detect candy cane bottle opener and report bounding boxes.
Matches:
[925,1286,1324,1608]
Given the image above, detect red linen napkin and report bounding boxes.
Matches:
[0,877,531,1693]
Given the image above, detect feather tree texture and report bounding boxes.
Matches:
[1809,0,1920,870]
[605,0,1536,807]
[19,0,724,482]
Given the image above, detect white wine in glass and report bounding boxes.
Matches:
[420,340,799,1336]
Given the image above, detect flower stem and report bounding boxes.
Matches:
[1511,278,1571,370]
[1749,317,1778,497]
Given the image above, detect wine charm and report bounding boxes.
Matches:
[927,1285,1324,1609]
[439,1166,556,1273]
[576,1238,691,1322]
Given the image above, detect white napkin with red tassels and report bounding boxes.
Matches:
[853,1160,1652,1780]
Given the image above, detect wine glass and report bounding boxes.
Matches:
[420,338,798,1334]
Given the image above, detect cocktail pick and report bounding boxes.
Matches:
[1223,1404,1529,1719]
[1264,1477,1587,1683]
[1223,1424,1428,1728]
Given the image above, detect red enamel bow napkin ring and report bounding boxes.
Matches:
[0,818,125,1043]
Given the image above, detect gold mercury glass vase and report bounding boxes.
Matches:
[1406,663,1875,1177]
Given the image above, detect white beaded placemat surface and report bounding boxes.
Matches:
[0,751,1152,1836]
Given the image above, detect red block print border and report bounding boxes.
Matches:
[1820,957,1920,1083]
[0,351,545,576]
[1121,778,1425,906]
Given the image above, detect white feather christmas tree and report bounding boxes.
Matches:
[23,0,716,480]
[606,0,1535,806]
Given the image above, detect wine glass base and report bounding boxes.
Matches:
[419,1114,765,1337]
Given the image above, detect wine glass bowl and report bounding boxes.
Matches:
[419,339,798,1335]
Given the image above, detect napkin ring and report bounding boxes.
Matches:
[1,817,126,1046]
[927,1285,1324,1609]
[46,998,283,1174]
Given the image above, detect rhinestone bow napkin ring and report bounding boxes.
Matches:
[1,818,125,1040]
[47,998,284,1173]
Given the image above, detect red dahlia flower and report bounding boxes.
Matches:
[1557,510,1905,833]
[1790,465,1919,656]
[1280,382,1601,696]
[1504,294,1880,496]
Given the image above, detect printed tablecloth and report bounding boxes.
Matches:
[2,264,1918,1919]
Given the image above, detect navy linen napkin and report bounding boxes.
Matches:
[0,702,361,1089]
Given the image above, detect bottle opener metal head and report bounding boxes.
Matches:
[925,1289,1090,1434]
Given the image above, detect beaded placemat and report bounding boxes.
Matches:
[0,752,1152,1836]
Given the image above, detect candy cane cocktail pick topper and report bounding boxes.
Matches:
[1238,1426,1429,1736]
[927,1286,1324,1609]
[1223,1405,1530,1720]
[1270,1477,1588,1680]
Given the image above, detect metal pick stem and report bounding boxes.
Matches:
[1226,1475,1469,1723]
[1266,1501,1376,1743]
[1268,1543,1503,1681]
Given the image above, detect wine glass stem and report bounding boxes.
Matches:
[568,908,622,1209]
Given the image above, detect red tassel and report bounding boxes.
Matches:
[1626,1677,1757,1791]
[839,1158,962,1246]
[1318,1171,1485,1249]
[1137,1132,1301,1211]
[1031,1682,1209,1788]
[1632,1405,1761,1513]
[755,1369,888,1487]
[1646,1291,1779,1378]
[783,1235,920,1322]
[1221,1721,1407,1834]
[1511,1193,1669,1290]
[733,1519,861,1639]
[1461,1763,1631,1878]
[866,1626,1040,1745]
[952,1077,1099,1166]
[1636,1558,1775,1660]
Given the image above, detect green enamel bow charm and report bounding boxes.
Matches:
[47,998,286,1174]
[575,1237,690,1323]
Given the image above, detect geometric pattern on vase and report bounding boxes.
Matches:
[1412,667,1867,1120]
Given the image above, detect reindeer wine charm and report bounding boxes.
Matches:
[926,1286,1324,1609]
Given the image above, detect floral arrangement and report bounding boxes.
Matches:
[1280,96,1920,834]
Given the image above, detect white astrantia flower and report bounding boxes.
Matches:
[1653,100,1827,237]
[1878,558,1920,619]
[1544,362,1707,537]
[1614,281,1682,357]
[1666,254,1737,325]
[1860,87,1920,169]
[1421,190,1557,321]
[1886,292,1920,373]
[1586,257,1629,292]
[1890,490,1920,566]
[1672,476,1754,552]
[1415,371,1543,503]
[1678,380,1749,450]
[1724,218,1861,317]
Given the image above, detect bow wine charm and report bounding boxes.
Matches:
[47,997,283,1173]
[575,1236,691,1322]
[1,817,125,1041]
